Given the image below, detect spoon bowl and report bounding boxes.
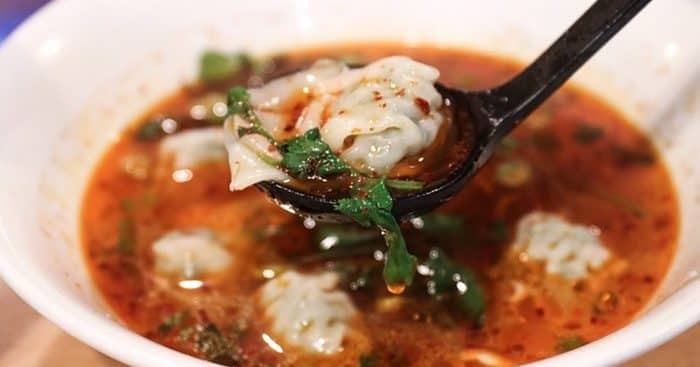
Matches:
[257,0,653,222]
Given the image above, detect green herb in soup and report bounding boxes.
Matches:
[200,50,253,84]
[280,128,351,179]
[335,178,417,289]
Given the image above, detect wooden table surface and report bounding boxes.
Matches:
[1,281,697,366]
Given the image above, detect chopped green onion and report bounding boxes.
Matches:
[573,124,604,143]
[385,179,424,191]
[556,335,587,352]
[425,248,486,323]
[418,213,465,239]
[135,118,165,141]
[488,219,509,243]
[359,354,379,367]
[339,54,365,66]
[494,160,532,188]
[199,51,251,84]
[116,217,135,254]
[531,131,559,151]
[158,312,185,335]
[192,324,239,364]
[495,136,519,155]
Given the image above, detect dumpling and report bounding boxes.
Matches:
[159,127,227,169]
[224,56,444,190]
[258,271,361,354]
[320,56,443,174]
[224,119,289,191]
[512,212,611,280]
[152,229,232,278]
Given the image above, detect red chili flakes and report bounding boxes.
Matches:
[563,321,582,330]
[291,102,306,120]
[395,88,406,97]
[342,136,356,150]
[321,105,332,124]
[197,309,210,323]
[414,97,430,115]
[508,344,525,354]
[654,215,670,230]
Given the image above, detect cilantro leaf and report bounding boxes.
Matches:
[336,178,416,287]
[335,177,393,226]
[226,87,256,121]
[199,51,251,84]
[377,212,416,288]
[228,89,350,177]
[336,178,394,227]
[281,128,350,179]
[366,178,393,210]
[335,196,373,227]
[226,87,277,144]
[426,248,485,323]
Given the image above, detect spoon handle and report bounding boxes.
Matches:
[480,0,652,135]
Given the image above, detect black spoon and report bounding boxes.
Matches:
[257,0,652,222]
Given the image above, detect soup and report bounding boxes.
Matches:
[81,44,678,366]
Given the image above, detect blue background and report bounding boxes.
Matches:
[0,0,50,41]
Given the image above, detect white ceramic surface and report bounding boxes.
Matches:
[0,1,699,366]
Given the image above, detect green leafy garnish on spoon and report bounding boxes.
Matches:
[281,128,351,179]
[336,178,417,290]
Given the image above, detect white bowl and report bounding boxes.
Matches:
[0,0,699,366]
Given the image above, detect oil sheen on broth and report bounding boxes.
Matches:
[81,44,678,367]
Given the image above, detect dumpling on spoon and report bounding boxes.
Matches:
[223,56,450,192]
[222,56,474,290]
